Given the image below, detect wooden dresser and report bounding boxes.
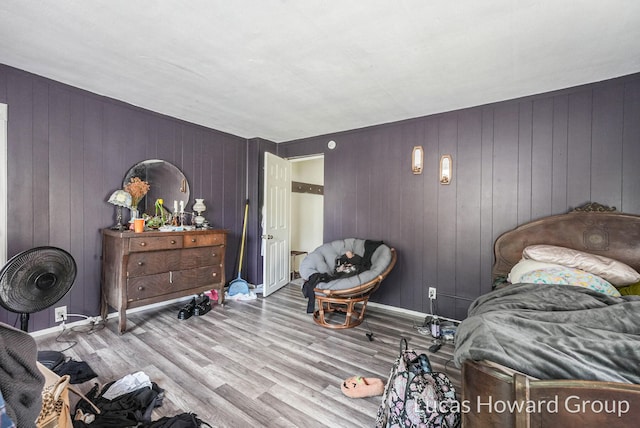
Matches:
[100,228,227,333]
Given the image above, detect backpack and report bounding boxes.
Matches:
[375,338,461,428]
[144,412,212,428]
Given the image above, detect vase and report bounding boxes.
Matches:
[130,208,139,221]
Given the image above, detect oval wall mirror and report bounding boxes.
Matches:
[123,159,190,215]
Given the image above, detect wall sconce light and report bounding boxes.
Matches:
[440,154,452,184]
[412,146,423,174]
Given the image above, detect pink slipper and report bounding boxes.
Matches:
[340,376,385,398]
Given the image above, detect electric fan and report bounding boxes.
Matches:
[0,246,76,332]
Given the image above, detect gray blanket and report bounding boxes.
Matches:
[453,283,640,384]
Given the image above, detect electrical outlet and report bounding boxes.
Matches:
[428,287,437,300]
[54,306,67,323]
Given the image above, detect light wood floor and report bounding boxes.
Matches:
[35,283,461,428]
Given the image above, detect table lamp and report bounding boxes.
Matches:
[108,189,132,231]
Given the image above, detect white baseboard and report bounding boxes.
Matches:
[30,296,460,338]
[367,301,461,324]
[30,295,194,338]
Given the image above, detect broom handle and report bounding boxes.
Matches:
[237,200,249,273]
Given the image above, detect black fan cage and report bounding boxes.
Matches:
[0,246,76,313]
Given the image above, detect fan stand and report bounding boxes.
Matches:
[19,313,29,332]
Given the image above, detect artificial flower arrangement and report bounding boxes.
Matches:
[144,213,163,229]
[144,198,170,229]
[123,177,150,210]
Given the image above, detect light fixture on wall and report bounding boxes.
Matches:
[108,189,132,231]
[440,154,452,184]
[412,146,423,174]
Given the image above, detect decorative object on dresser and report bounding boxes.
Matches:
[123,176,150,221]
[192,198,206,227]
[100,228,227,334]
[107,189,132,231]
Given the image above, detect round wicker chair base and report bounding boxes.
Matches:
[313,297,368,329]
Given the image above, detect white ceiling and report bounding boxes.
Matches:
[1,1,639,142]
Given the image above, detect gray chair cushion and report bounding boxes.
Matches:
[299,238,393,291]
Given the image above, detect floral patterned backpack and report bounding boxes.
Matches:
[375,338,460,428]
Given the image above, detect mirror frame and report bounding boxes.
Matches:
[123,159,190,215]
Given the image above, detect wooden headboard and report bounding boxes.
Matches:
[493,202,640,280]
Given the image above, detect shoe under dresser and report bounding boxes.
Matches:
[100,228,228,333]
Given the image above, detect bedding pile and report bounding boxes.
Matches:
[453,282,640,384]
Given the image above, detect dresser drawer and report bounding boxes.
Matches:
[178,247,223,270]
[127,273,185,301]
[127,266,222,302]
[127,251,181,278]
[183,233,225,248]
[129,236,183,252]
[173,265,223,287]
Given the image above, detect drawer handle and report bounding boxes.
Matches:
[139,242,146,247]
[212,253,216,257]
[170,240,176,244]
[191,238,196,243]
[137,261,144,266]
[138,286,144,291]
[170,271,173,284]
[212,272,217,277]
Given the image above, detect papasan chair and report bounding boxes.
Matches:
[299,238,397,329]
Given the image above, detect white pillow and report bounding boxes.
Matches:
[522,245,640,286]
[508,259,565,284]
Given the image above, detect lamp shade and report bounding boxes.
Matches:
[108,189,132,207]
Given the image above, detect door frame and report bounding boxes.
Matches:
[0,104,7,265]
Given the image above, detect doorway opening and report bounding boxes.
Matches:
[289,155,324,285]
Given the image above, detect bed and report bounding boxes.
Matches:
[453,202,640,427]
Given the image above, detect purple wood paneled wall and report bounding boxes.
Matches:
[279,73,640,320]
[2,61,639,329]
[0,64,247,331]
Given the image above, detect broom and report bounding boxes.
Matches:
[228,200,250,295]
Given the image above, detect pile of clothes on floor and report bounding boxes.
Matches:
[73,371,210,428]
[1,321,210,428]
[73,371,162,426]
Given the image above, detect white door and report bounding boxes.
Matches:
[262,152,291,296]
[0,104,7,266]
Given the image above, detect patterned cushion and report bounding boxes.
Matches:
[519,267,621,297]
[507,259,565,284]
